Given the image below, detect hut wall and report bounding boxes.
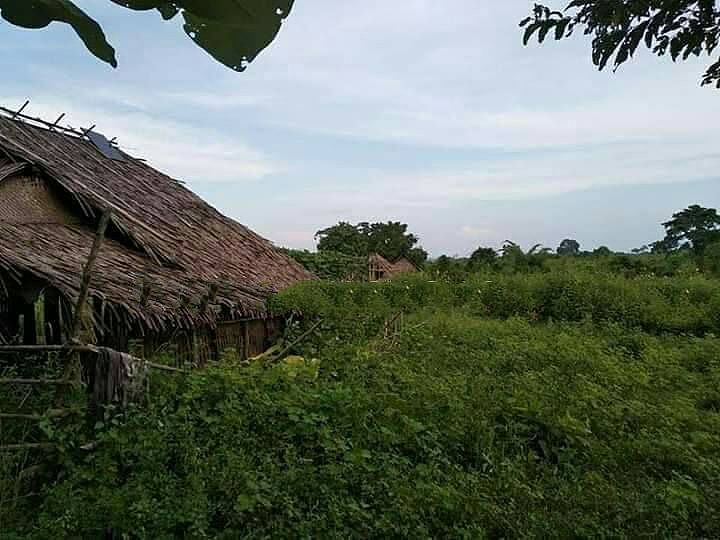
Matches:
[0,174,79,225]
[138,318,283,366]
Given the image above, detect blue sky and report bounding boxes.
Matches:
[1,1,718,256]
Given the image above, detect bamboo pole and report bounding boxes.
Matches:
[0,443,54,451]
[264,320,323,365]
[0,378,73,385]
[54,209,110,407]
[0,410,69,420]
[0,345,186,374]
[69,209,111,341]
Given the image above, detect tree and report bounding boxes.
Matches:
[593,246,613,256]
[657,204,720,254]
[557,238,581,256]
[315,222,368,257]
[702,241,720,275]
[315,221,429,268]
[467,246,497,269]
[0,0,293,70]
[521,1,720,88]
[434,255,453,275]
[500,241,553,273]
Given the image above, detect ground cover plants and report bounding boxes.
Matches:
[3,271,720,538]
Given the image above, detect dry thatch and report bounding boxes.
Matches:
[0,111,314,332]
[367,254,418,281]
[389,257,419,274]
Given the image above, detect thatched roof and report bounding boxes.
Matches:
[390,257,419,274]
[0,111,314,331]
[368,253,393,272]
[368,253,418,279]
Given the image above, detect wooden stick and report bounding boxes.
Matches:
[0,345,187,373]
[266,320,323,365]
[10,100,29,119]
[0,443,54,451]
[0,378,74,385]
[70,209,111,340]
[0,345,92,353]
[0,409,69,420]
[146,361,187,374]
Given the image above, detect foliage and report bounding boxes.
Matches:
[0,0,293,70]
[498,241,552,273]
[557,238,580,256]
[655,204,720,255]
[702,241,720,276]
[8,301,720,538]
[315,222,369,258]
[282,248,367,281]
[593,245,613,256]
[467,246,497,269]
[521,1,720,88]
[316,221,428,268]
[271,272,720,339]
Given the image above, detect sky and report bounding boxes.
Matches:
[0,1,718,256]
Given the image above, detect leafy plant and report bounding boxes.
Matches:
[521,1,720,88]
[0,0,293,70]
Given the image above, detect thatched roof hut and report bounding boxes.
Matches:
[368,253,419,281]
[0,108,313,360]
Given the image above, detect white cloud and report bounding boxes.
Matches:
[3,1,718,256]
[0,96,277,183]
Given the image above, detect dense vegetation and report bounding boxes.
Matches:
[3,268,720,538]
[280,248,367,281]
[315,221,429,268]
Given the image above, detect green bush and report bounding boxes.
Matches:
[12,315,720,538]
[272,272,720,338]
[5,271,720,538]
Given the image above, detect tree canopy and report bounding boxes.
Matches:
[654,204,720,254]
[557,238,581,256]
[315,221,428,268]
[468,246,498,269]
[521,1,720,88]
[0,0,293,70]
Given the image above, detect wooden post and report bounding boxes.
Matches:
[69,209,111,341]
[17,314,24,344]
[243,321,250,360]
[56,209,110,406]
[34,290,46,345]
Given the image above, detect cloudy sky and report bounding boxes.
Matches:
[1,1,718,256]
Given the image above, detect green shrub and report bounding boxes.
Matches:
[272,272,720,337]
[6,272,720,538]
[12,315,720,538]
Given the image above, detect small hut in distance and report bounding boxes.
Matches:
[367,253,419,282]
[0,107,314,364]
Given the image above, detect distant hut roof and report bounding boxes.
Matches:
[368,253,393,272]
[390,257,419,274]
[367,253,419,280]
[0,110,314,330]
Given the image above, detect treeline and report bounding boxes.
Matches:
[429,204,720,280]
[286,205,720,281]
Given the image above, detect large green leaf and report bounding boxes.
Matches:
[0,0,293,70]
[0,0,117,66]
[111,0,295,71]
